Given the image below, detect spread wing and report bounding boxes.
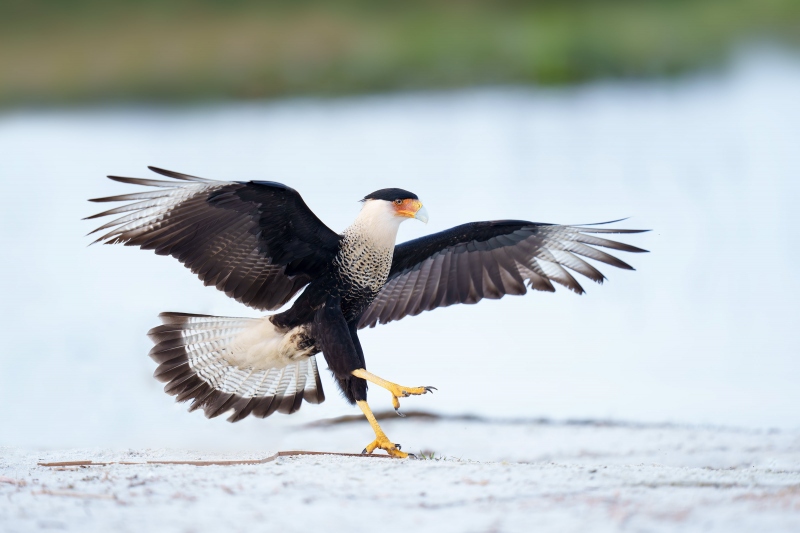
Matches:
[87,167,341,311]
[358,220,647,328]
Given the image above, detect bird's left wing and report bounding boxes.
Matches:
[358,220,647,328]
[87,167,342,311]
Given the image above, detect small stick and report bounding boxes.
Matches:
[38,450,394,468]
[33,489,115,500]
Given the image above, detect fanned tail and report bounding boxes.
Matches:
[147,312,324,422]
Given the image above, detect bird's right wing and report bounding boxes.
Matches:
[87,167,342,311]
[358,220,647,328]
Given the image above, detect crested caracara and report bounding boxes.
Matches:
[87,167,647,457]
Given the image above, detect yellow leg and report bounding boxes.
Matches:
[357,400,409,458]
[352,369,436,416]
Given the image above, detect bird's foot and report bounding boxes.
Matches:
[351,369,436,416]
[389,384,437,398]
[362,435,409,459]
[389,385,436,416]
[356,399,415,459]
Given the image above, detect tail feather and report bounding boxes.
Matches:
[148,312,324,422]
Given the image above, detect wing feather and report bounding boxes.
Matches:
[359,220,647,328]
[88,168,341,311]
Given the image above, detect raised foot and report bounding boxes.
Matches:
[362,435,410,459]
[394,385,437,397]
[390,385,436,416]
[351,370,437,416]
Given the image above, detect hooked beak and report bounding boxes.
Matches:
[414,204,429,224]
[395,199,428,223]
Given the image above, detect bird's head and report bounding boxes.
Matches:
[361,188,428,224]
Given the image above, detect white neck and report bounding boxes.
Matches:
[343,199,405,249]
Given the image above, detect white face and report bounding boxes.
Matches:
[362,198,428,223]
[360,198,427,224]
[360,198,403,224]
[349,198,428,247]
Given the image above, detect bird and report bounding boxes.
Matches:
[87,166,647,458]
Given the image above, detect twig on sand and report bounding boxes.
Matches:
[0,476,27,486]
[37,450,394,468]
[33,489,116,500]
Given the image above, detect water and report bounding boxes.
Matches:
[1,52,798,449]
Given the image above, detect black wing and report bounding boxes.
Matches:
[87,167,341,311]
[358,220,647,328]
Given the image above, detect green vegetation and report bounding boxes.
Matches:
[1,0,798,106]
[418,451,438,461]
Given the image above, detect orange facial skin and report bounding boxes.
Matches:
[393,198,422,218]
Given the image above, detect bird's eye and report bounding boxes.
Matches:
[394,199,403,205]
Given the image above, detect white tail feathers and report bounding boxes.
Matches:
[148,312,324,422]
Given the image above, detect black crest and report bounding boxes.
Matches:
[363,188,418,202]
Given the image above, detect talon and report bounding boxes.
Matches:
[408,453,418,459]
[361,438,409,458]
[361,448,368,455]
[425,386,437,393]
[395,444,402,450]
[395,409,406,418]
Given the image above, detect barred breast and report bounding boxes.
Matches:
[335,225,394,292]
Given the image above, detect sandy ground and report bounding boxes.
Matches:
[2,417,799,533]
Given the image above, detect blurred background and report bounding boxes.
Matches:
[1,0,798,450]
[2,0,800,105]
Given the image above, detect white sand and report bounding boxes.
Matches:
[3,418,799,532]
